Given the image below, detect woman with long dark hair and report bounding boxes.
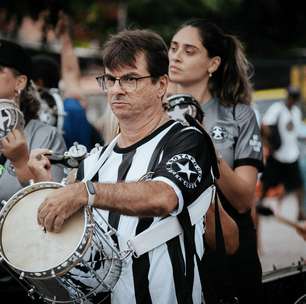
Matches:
[168,19,264,303]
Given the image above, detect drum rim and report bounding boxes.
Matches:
[262,263,306,283]
[0,181,91,278]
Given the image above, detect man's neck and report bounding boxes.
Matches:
[176,81,212,104]
[118,112,169,147]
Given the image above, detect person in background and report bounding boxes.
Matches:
[260,86,305,219]
[0,39,66,201]
[32,12,103,150]
[0,38,66,302]
[168,19,264,303]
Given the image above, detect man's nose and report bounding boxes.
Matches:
[109,79,124,93]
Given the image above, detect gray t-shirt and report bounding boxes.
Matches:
[202,98,263,170]
[0,119,66,202]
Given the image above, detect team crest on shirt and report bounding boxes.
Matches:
[166,154,202,189]
[210,126,228,143]
[249,134,261,152]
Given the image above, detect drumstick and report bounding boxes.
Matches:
[256,205,301,229]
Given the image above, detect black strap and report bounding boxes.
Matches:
[214,190,238,301]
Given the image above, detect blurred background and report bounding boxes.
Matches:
[1,1,306,302]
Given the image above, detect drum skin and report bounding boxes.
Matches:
[0,182,122,303]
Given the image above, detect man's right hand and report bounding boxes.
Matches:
[28,148,53,182]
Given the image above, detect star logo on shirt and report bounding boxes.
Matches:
[176,161,198,182]
[211,125,228,143]
[166,154,202,189]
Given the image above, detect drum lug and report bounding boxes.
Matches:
[29,179,35,186]
[27,287,36,300]
[0,200,6,207]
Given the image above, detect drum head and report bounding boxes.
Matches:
[0,185,85,273]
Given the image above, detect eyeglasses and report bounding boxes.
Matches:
[96,74,152,92]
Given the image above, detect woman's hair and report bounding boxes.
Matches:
[179,19,253,105]
[11,68,40,124]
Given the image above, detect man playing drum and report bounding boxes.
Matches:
[30,29,215,304]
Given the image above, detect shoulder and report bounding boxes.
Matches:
[26,119,58,136]
[168,125,205,145]
[234,103,257,123]
[233,103,257,125]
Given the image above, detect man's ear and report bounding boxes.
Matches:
[157,75,169,99]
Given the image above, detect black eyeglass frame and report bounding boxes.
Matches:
[96,74,152,92]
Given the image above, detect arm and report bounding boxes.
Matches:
[56,13,82,101]
[0,129,33,183]
[217,161,258,212]
[216,105,262,213]
[38,180,178,232]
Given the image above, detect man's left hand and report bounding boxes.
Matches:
[37,183,86,233]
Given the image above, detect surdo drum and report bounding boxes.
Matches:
[0,182,123,303]
[165,93,204,124]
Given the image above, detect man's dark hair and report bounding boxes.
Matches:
[102,29,169,81]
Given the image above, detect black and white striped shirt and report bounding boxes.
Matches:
[78,120,214,304]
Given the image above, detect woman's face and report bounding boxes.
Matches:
[0,66,19,100]
[169,26,212,86]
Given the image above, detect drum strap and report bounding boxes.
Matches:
[82,134,119,182]
[127,184,215,257]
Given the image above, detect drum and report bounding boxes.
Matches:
[0,182,122,303]
[0,99,24,140]
[165,93,204,124]
[38,88,65,134]
[262,263,306,304]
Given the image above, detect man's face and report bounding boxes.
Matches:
[105,53,164,122]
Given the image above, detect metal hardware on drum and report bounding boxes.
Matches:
[48,142,103,170]
[0,181,124,303]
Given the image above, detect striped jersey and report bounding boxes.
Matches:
[77,120,214,304]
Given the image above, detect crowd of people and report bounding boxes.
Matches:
[0,12,305,304]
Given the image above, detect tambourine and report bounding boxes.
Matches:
[0,99,25,140]
[165,93,204,124]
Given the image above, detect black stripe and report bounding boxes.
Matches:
[108,150,136,244]
[132,218,154,304]
[76,160,84,181]
[166,236,187,304]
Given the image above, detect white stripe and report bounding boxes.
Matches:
[127,185,215,257]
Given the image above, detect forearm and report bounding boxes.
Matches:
[80,181,178,217]
[14,161,35,183]
[216,159,257,212]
